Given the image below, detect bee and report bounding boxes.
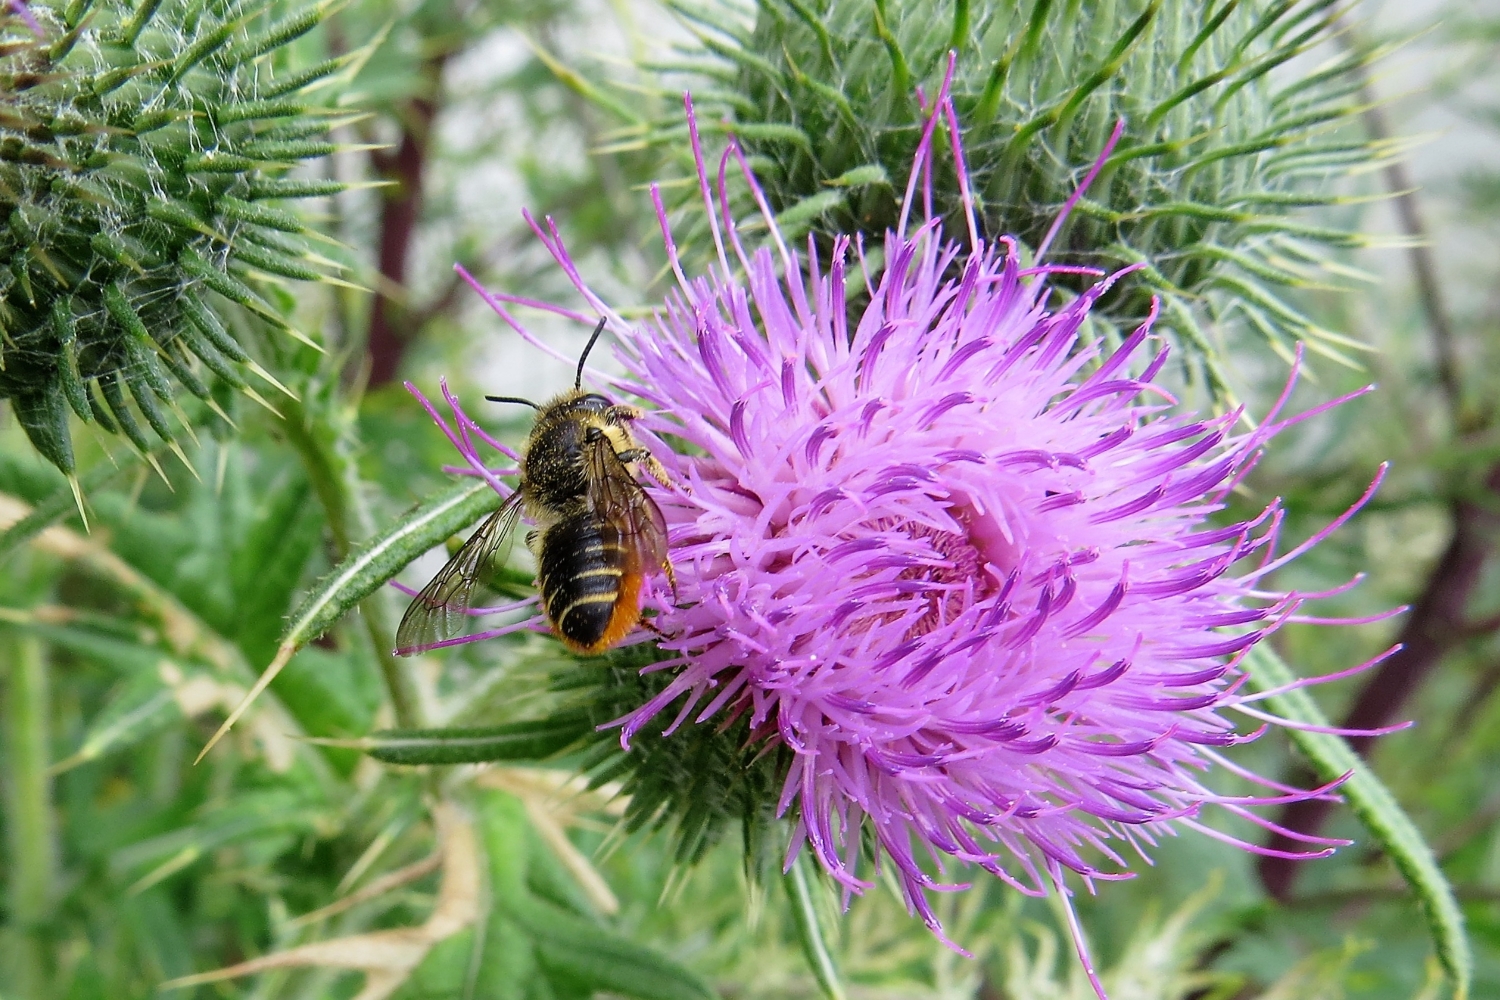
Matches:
[395,319,676,657]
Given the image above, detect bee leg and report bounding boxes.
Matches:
[605,404,643,423]
[638,453,690,495]
[637,616,676,642]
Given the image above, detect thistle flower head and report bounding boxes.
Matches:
[434,58,1392,996]
[1,0,348,474]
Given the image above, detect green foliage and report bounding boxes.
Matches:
[564,643,792,870]
[1245,644,1472,998]
[469,790,720,1000]
[281,477,503,652]
[364,716,590,764]
[615,0,1390,394]
[0,0,350,474]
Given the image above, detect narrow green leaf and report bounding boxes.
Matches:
[1243,645,1471,999]
[363,717,588,766]
[179,291,250,363]
[11,388,75,475]
[217,196,301,232]
[58,339,93,423]
[179,327,247,388]
[230,240,323,282]
[156,342,212,401]
[235,139,336,161]
[168,4,265,84]
[98,374,156,451]
[196,479,504,760]
[258,55,351,99]
[225,2,330,64]
[246,178,347,200]
[826,165,888,188]
[210,99,308,125]
[178,248,279,322]
[518,894,718,1000]
[283,478,503,649]
[722,121,813,152]
[183,151,262,173]
[53,674,181,774]
[117,0,165,46]
[787,852,846,1000]
[664,0,752,45]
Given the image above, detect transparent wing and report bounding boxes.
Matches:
[394,492,524,655]
[584,438,669,576]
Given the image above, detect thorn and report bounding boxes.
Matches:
[66,474,89,533]
[318,275,370,293]
[143,451,173,491]
[196,642,297,764]
[339,18,392,82]
[169,399,201,447]
[325,179,399,193]
[301,249,348,271]
[241,386,283,418]
[167,440,202,483]
[205,397,237,429]
[279,326,325,354]
[46,751,87,776]
[246,361,298,399]
[215,445,229,496]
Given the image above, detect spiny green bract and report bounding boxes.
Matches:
[0,0,350,475]
[626,0,1387,396]
[563,643,790,872]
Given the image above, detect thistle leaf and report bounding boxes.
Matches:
[197,478,502,760]
[1243,645,1471,999]
[362,718,589,766]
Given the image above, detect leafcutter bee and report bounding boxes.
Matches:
[395,319,677,656]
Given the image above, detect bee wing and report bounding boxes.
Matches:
[394,492,525,656]
[584,437,670,575]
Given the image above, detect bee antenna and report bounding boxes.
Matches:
[485,395,541,410]
[575,317,608,390]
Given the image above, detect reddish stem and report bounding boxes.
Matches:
[366,68,445,386]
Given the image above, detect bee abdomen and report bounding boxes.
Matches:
[537,513,628,651]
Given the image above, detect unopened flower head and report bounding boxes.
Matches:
[422,55,1394,997]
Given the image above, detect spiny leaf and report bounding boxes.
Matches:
[1243,645,1471,999]
[197,478,503,760]
[361,717,589,766]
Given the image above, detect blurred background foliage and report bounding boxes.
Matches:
[1,0,1498,998]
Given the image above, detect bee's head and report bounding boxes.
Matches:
[574,392,613,413]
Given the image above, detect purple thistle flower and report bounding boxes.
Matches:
[423,54,1399,998]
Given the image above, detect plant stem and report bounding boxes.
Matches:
[1258,463,1500,899]
[4,630,56,925]
[281,399,424,728]
[2,630,56,998]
